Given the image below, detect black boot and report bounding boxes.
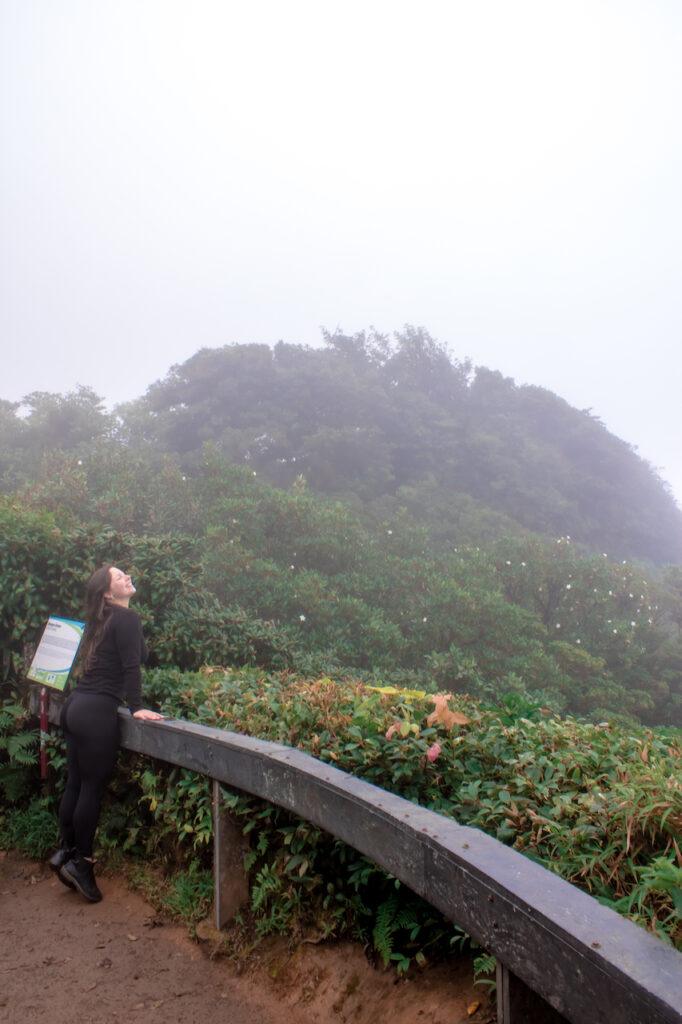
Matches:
[59,853,102,903]
[48,846,76,889]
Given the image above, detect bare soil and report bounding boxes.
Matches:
[0,850,494,1024]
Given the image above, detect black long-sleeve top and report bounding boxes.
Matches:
[76,604,147,713]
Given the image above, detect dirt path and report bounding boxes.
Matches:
[0,851,493,1024]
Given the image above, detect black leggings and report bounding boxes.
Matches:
[58,692,120,858]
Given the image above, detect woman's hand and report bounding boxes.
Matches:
[132,709,166,721]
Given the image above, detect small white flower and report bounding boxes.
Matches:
[566,584,571,590]
[505,560,511,565]
[387,529,393,535]
[608,590,613,596]
[555,623,561,628]
[521,561,526,567]
[628,593,634,599]
[422,616,428,622]
[253,471,257,476]
[290,565,295,570]
[181,475,186,481]
[603,553,608,558]
[77,459,83,466]
[630,621,636,627]
[576,639,581,644]
[613,628,618,634]
[299,614,306,621]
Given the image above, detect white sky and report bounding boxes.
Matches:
[2,1,681,505]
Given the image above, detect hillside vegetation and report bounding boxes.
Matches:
[2,329,681,564]
[116,328,682,564]
[1,335,681,967]
[1,455,681,726]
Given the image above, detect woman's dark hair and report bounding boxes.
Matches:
[80,564,114,672]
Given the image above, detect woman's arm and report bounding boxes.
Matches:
[115,612,164,719]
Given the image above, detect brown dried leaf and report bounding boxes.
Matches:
[467,1001,481,1016]
[426,694,470,730]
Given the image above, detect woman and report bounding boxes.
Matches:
[48,565,164,903]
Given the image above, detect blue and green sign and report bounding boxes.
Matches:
[27,616,85,690]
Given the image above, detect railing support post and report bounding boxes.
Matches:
[212,779,250,930]
[496,961,568,1023]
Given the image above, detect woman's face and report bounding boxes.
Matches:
[106,567,136,601]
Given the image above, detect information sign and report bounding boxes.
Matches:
[27,616,85,690]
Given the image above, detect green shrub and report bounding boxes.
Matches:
[0,798,58,858]
[89,668,680,961]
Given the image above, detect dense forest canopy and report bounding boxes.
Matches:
[3,327,680,563]
[2,328,681,726]
[119,328,682,564]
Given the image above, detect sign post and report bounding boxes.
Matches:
[27,616,85,779]
[39,687,49,779]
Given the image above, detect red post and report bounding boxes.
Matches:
[39,686,49,780]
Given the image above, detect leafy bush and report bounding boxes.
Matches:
[0,798,58,858]
[0,695,39,803]
[101,668,681,956]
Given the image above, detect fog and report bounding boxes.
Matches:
[2,0,681,502]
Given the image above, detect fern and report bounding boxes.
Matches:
[6,731,38,765]
[251,863,281,912]
[473,953,497,992]
[0,704,25,732]
[372,894,400,965]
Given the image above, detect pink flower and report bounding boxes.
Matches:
[426,742,442,763]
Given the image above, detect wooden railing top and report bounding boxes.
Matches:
[37,690,682,1024]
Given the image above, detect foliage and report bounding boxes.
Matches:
[3,668,679,972]
[109,331,682,564]
[0,695,39,803]
[3,332,682,566]
[472,953,497,992]
[3,334,681,974]
[162,862,214,925]
[99,668,681,954]
[2,488,680,726]
[0,798,58,858]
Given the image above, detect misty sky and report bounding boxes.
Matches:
[2,1,681,506]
